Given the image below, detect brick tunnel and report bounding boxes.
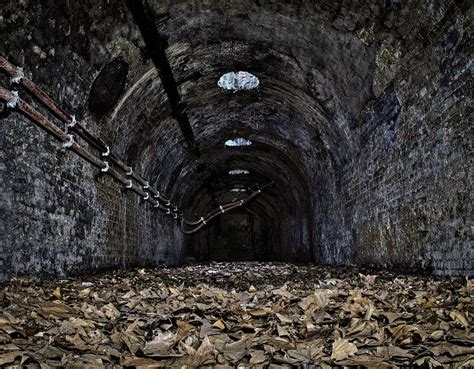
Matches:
[0,1,472,367]
[1,0,471,277]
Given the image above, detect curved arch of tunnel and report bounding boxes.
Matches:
[107,40,358,171]
[104,10,363,263]
[173,142,316,262]
[109,70,349,262]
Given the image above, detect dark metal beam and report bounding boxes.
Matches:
[126,0,197,152]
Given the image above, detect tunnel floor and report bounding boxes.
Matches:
[1,263,472,368]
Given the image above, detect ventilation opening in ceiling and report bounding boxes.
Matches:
[230,188,247,192]
[229,169,250,175]
[224,138,252,147]
[218,71,259,91]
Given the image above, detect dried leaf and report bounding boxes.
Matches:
[277,325,290,337]
[79,288,91,298]
[248,307,272,317]
[429,330,444,340]
[1,262,471,367]
[143,332,176,355]
[249,350,267,364]
[52,287,62,299]
[195,336,215,364]
[273,283,294,299]
[102,303,120,320]
[0,351,29,366]
[212,320,226,330]
[331,338,358,361]
[37,301,75,318]
[298,290,329,311]
[224,339,247,362]
[359,273,377,285]
[449,310,469,328]
[276,312,293,324]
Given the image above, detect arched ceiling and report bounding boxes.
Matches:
[107,0,382,229]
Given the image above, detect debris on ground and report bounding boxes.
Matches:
[0,262,472,368]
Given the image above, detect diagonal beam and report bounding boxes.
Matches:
[126,0,197,151]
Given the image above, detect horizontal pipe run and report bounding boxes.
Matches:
[0,56,174,207]
[1,57,272,232]
[180,184,271,234]
[0,87,175,217]
[182,199,244,226]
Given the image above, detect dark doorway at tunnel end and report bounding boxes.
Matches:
[187,209,274,262]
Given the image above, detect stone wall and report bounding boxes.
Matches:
[0,1,181,282]
[346,0,472,275]
[0,0,471,280]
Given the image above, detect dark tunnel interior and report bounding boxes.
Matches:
[0,0,472,281]
[106,0,361,265]
[0,1,472,366]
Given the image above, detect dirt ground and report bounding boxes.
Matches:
[1,262,472,368]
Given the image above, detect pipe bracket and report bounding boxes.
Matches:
[7,90,19,109]
[62,134,75,149]
[11,67,24,84]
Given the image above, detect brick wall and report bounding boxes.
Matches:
[345,1,472,275]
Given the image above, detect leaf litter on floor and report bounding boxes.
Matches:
[0,262,472,368]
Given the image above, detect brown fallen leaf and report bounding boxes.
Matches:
[248,307,272,317]
[429,343,474,357]
[381,311,405,324]
[306,322,318,335]
[0,351,29,366]
[0,312,20,326]
[430,330,444,340]
[276,312,293,324]
[359,273,377,285]
[102,303,120,320]
[52,287,61,299]
[249,350,267,364]
[224,339,247,362]
[65,333,95,351]
[78,288,91,298]
[212,319,226,330]
[375,345,413,360]
[176,319,194,336]
[120,357,162,366]
[273,283,294,299]
[458,277,472,293]
[37,301,75,318]
[449,310,469,328]
[277,325,290,337]
[391,324,425,344]
[143,332,177,355]
[195,336,215,364]
[364,304,375,320]
[348,289,372,306]
[331,338,358,361]
[298,290,329,311]
[121,331,145,355]
[1,262,472,368]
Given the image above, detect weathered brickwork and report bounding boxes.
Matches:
[0,0,471,280]
[346,0,472,275]
[0,1,180,282]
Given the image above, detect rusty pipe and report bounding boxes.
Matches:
[0,56,173,207]
[181,199,244,226]
[0,87,176,217]
[183,182,273,226]
[180,184,270,234]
